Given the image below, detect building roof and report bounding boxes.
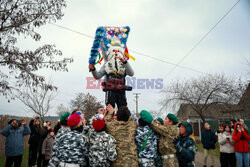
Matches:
[177,103,243,120]
[177,83,250,120]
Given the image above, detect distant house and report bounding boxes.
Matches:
[177,83,250,121]
[177,83,250,138]
[177,103,243,121]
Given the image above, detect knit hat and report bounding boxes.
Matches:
[167,113,179,125]
[67,113,81,127]
[92,118,106,131]
[60,112,70,122]
[140,110,153,123]
[157,117,164,125]
[178,121,193,136]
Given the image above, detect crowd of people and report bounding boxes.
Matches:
[202,120,250,167]
[1,104,198,167]
[1,105,250,167]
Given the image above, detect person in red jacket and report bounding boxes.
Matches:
[232,123,250,167]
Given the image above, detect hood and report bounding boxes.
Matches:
[179,121,193,136]
[8,118,22,127]
[234,123,243,133]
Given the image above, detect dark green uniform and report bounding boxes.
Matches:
[175,136,197,167]
[174,122,197,167]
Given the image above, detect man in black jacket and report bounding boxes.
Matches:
[201,122,217,167]
[28,116,41,167]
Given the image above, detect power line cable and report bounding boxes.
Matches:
[166,0,241,76]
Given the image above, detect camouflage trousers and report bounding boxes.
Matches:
[162,155,179,167]
[138,158,155,167]
[111,157,138,167]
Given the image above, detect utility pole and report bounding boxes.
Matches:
[133,93,141,117]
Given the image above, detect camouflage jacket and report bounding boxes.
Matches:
[89,130,117,167]
[151,122,179,155]
[135,125,159,159]
[105,112,138,167]
[56,126,70,138]
[176,135,197,167]
[48,129,89,167]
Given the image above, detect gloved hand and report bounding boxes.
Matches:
[173,137,182,152]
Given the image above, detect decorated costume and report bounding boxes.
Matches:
[89,26,134,108]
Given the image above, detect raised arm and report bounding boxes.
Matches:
[123,61,134,76]
[151,122,178,140]
[89,64,106,79]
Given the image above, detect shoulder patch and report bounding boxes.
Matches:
[82,135,90,141]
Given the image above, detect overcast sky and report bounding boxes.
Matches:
[1,0,250,118]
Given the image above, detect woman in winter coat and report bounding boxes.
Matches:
[232,123,250,167]
[218,124,236,167]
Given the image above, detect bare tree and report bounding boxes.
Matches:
[0,0,73,99]
[56,103,69,116]
[70,93,103,120]
[160,74,246,122]
[16,84,57,121]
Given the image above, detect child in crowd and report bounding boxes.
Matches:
[42,130,55,167]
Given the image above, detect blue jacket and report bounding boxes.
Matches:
[201,129,217,149]
[1,123,31,157]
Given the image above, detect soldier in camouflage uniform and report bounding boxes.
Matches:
[49,113,89,167]
[151,113,179,167]
[135,110,159,167]
[173,122,197,167]
[89,115,117,167]
[105,104,138,167]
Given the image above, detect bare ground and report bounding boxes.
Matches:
[194,151,220,167]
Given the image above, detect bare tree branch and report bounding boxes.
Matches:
[160,74,247,122]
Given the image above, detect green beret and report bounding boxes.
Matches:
[167,113,179,125]
[157,117,164,125]
[179,121,193,136]
[140,110,153,123]
[60,112,70,122]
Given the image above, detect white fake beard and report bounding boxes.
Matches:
[104,46,126,76]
